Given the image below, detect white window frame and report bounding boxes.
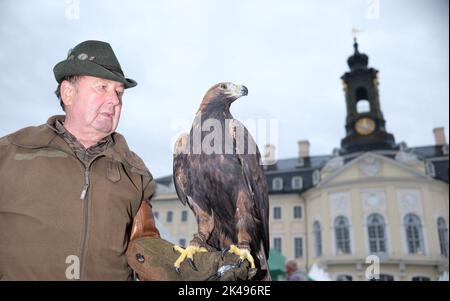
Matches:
[334,215,352,255]
[272,177,283,191]
[293,236,304,258]
[367,213,388,254]
[437,217,449,258]
[291,176,303,190]
[313,220,323,257]
[181,210,188,223]
[293,205,302,219]
[273,206,282,220]
[273,236,283,254]
[166,210,173,223]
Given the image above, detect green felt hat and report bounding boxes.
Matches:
[53,40,137,88]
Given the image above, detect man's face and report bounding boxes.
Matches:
[64,76,125,136]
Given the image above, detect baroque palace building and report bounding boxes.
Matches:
[151,39,449,281]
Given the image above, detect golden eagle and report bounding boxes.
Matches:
[172,82,270,280]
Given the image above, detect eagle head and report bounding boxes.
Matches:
[199,82,248,111]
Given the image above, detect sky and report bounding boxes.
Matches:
[0,0,448,178]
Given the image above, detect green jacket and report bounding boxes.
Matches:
[0,115,155,280]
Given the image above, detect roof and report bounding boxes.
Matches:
[154,144,448,196]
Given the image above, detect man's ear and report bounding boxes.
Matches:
[60,80,76,107]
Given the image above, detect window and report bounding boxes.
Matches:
[273,237,282,253]
[437,217,449,257]
[336,274,353,281]
[291,176,303,190]
[335,216,351,254]
[367,213,387,253]
[181,210,188,222]
[153,211,159,220]
[425,161,436,177]
[313,221,322,257]
[294,237,303,258]
[272,177,283,191]
[312,170,320,185]
[166,211,173,223]
[273,207,282,220]
[356,87,369,101]
[404,214,424,254]
[293,206,302,219]
[178,238,186,247]
[412,276,431,281]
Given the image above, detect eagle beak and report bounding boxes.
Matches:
[240,85,248,96]
[232,84,248,97]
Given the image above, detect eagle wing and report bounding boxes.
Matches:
[229,120,270,257]
[173,133,190,206]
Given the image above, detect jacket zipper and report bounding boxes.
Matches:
[78,162,94,280]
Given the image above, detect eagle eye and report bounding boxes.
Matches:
[220,84,228,90]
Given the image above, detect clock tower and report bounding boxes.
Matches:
[340,38,396,154]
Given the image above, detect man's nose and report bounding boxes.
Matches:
[106,90,121,105]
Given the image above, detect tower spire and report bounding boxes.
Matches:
[353,37,359,54]
[340,38,396,154]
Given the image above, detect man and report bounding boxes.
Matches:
[0,40,251,281]
[285,259,309,281]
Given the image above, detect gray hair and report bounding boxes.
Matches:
[54,75,81,112]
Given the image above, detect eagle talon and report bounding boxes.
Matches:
[237,259,243,268]
[221,247,230,259]
[188,258,198,271]
[173,245,207,272]
[175,267,181,274]
[227,244,256,269]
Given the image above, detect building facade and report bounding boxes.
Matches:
[151,40,449,281]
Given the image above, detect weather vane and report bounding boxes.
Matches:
[351,27,363,42]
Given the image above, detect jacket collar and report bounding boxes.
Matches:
[7,115,149,177]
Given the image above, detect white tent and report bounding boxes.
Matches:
[308,263,332,281]
[438,271,449,281]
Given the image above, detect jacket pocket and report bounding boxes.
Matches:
[106,159,121,183]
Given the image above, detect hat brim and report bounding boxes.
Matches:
[53,60,137,89]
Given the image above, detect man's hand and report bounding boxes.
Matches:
[126,237,257,281]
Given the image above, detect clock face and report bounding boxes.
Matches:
[355,117,376,136]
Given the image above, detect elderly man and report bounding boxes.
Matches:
[0,40,251,281]
[285,259,309,281]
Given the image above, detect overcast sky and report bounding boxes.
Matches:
[0,0,448,178]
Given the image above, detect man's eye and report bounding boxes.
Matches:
[116,90,124,97]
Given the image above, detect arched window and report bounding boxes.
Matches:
[404,214,425,254]
[291,176,303,190]
[313,221,322,257]
[272,177,283,191]
[437,217,449,257]
[425,161,436,177]
[356,86,368,100]
[335,216,351,254]
[355,87,371,113]
[367,213,387,253]
[312,170,320,185]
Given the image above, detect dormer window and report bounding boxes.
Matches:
[291,176,303,190]
[272,177,283,191]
